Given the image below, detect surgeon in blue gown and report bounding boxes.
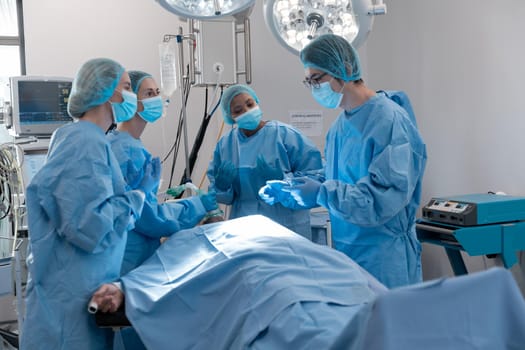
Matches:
[207,84,323,239]
[259,34,427,288]
[21,58,160,350]
[108,70,217,276]
[107,70,218,350]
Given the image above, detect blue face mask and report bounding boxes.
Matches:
[311,80,344,109]
[138,96,164,123]
[235,106,262,130]
[110,90,137,123]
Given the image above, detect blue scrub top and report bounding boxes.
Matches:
[108,130,207,275]
[207,120,323,239]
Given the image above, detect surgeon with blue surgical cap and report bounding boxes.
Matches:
[21,58,160,350]
[207,84,323,239]
[259,34,427,288]
[108,70,218,276]
[108,70,219,350]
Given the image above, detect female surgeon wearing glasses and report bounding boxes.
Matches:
[260,34,427,289]
[207,84,323,239]
[20,58,160,350]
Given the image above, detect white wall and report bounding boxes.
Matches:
[22,0,525,280]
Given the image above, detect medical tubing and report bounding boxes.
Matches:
[179,86,209,186]
[197,97,226,189]
[166,69,191,189]
[177,31,192,184]
[179,88,223,189]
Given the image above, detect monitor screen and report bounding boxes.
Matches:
[9,76,73,137]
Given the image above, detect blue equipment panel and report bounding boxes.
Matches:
[417,193,525,275]
[422,193,525,226]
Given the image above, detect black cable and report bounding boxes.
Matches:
[177,86,224,194]
[178,86,209,185]
[166,65,192,189]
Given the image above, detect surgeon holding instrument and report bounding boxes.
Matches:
[21,58,159,350]
[207,84,323,239]
[259,34,427,288]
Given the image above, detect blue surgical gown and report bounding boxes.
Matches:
[379,90,417,126]
[121,215,378,350]
[320,93,427,288]
[207,121,323,239]
[21,121,145,350]
[108,130,207,275]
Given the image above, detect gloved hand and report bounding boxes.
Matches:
[259,181,289,206]
[214,161,237,191]
[138,157,161,193]
[256,156,283,182]
[258,177,321,209]
[199,190,219,212]
[288,176,321,208]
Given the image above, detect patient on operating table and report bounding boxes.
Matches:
[90,215,381,349]
[90,215,525,350]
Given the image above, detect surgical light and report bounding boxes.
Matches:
[263,0,387,55]
[155,0,256,20]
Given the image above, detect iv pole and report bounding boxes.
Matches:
[163,29,194,184]
[176,28,192,183]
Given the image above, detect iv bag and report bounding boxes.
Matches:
[159,40,178,100]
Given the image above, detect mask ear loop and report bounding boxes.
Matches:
[329,76,345,94]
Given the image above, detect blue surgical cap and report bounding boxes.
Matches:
[300,34,361,82]
[67,58,125,118]
[129,70,152,94]
[220,84,259,125]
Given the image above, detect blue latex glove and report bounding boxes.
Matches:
[138,157,161,193]
[258,177,321,209]
[288,176,321,208]
[199,190,219,212]
[256,156,283,182]
[258,180,303,209]
[214,161,237,191]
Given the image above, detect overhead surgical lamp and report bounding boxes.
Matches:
[263,0,387,55]
[155,0,256,20]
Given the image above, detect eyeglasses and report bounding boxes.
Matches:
[302,72,328,89]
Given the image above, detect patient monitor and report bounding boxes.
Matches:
[7,76,73,137]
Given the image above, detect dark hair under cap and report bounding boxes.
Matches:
[220,84,259,125]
